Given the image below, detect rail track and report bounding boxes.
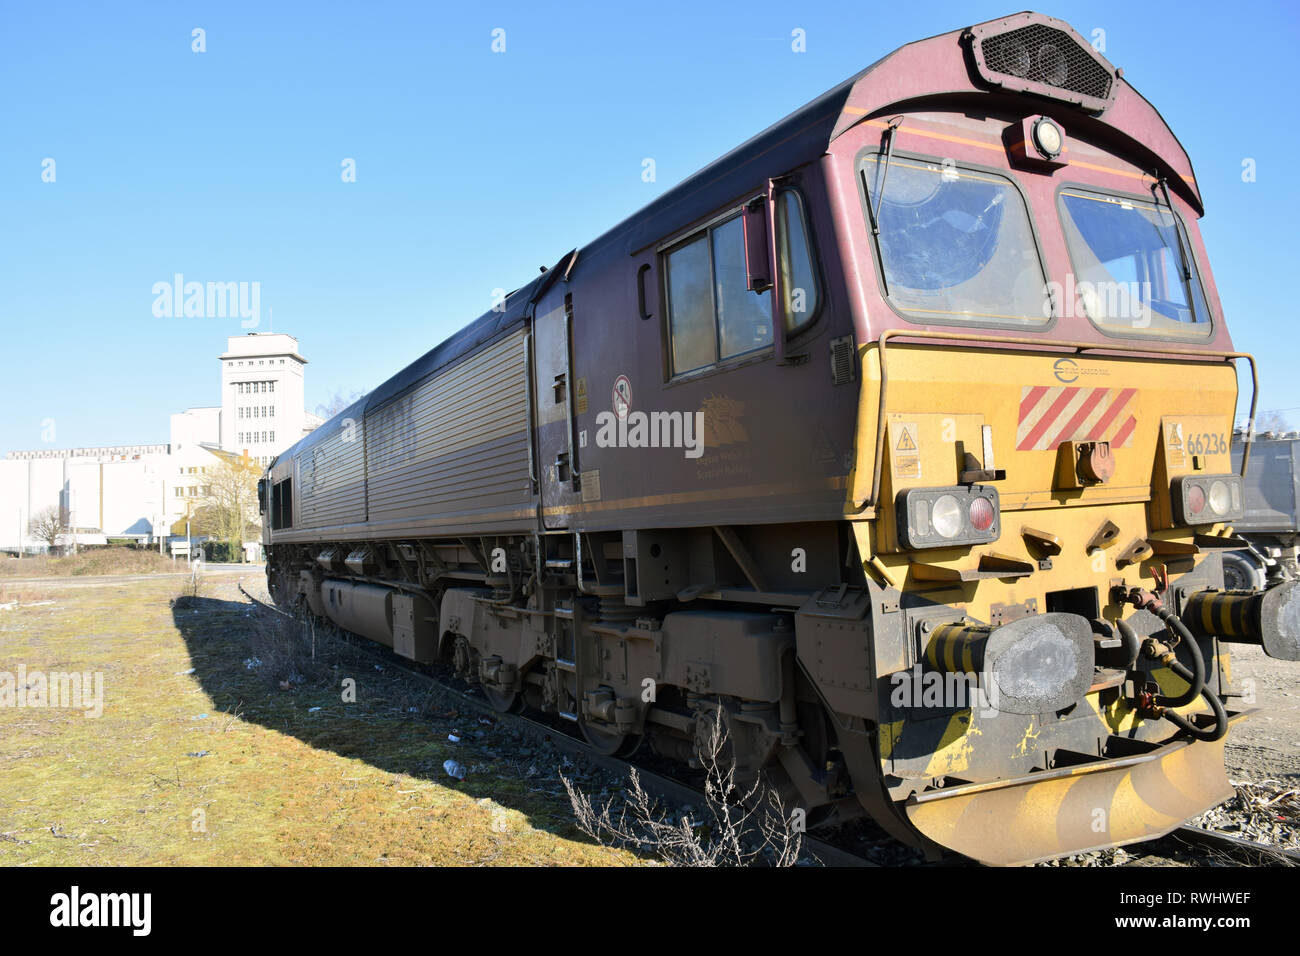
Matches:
[233,577,1297,868]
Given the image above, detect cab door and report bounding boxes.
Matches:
[532,283,582,529]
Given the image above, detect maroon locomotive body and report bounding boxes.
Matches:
[262,12,1299,864]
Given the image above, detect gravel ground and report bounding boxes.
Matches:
[1222,642,1300,784]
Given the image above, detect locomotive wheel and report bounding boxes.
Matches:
[481,684,523,714]
[580,719,641,758]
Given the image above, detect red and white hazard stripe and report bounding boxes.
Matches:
[1015,386,1138,452]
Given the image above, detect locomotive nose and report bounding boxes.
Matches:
[923,612,1095,715]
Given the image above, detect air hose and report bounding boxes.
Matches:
[1142,608,1205,709]
[1117,587,1229,742]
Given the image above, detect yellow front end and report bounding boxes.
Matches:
[847,338,1245,864]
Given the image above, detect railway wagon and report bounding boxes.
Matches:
[1223,431,1300,590]
[261,11,1300,865]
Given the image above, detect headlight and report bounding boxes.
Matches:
[1208,480,1231,514]
[1173,474,1244,525]
[1032,116,1064,158]
[931,495,964,539]
[897,486,1001,550]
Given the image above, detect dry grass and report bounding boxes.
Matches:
[0,584,54,606]
[562,706,805,866]
[0,575,635,866]
[0,548,180,579]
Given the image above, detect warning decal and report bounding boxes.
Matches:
[1015,386,1138,451]
[1165,420,1186,469]
[892,421,921,479]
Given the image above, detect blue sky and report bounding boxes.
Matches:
[2,0,1297,454]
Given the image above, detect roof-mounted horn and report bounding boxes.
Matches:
[966,12,1118,114]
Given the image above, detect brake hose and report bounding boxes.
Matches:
[1143,607,1205,709]
[1117,588,1229,742]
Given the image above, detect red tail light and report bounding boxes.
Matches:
[969,495,995,532]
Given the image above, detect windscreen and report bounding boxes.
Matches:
[1058,188,1211,337]
[861,156,1049,327]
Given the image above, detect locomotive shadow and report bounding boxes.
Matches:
[170,594,599,850]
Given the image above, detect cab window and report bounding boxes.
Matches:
[664,192,820,376]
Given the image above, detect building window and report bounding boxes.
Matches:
[270,431,275,442]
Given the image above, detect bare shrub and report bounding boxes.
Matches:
[243,611,333,689]
[561,705,804,866]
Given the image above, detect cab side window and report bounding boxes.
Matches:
[664,191,819,377]
[776,190,819,333]
[665,214,772,375]
[271,478,293,530]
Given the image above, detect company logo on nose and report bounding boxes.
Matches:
[1053,357,1079,383]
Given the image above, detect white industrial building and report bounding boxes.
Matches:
[1,333,325,553]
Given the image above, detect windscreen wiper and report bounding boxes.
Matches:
[1154,176,1193,283]
[866,118,903,238]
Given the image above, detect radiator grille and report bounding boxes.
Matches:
[980,24,1112,101]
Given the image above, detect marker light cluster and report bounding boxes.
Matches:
[1173,474,1244,525]
[897,485,1001,550]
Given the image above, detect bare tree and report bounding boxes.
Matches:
[315,389,365,420]
[1257,411,1293,435]
[202,455,262,546]
[184,503,223,538]
[28,505,68,551]
[1238,410,1294,436]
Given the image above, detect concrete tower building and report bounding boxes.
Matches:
[219,333,321,465]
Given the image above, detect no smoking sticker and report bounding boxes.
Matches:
[613,375,632,421]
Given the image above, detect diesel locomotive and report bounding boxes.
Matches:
[259,11,1300,864]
